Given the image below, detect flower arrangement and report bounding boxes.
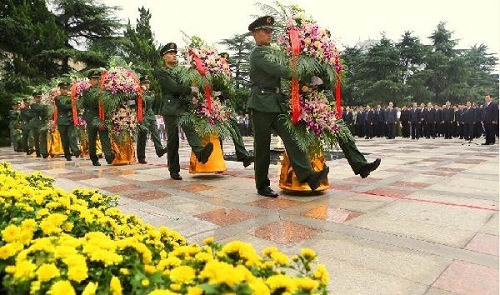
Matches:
[0,162,329,294]
[277,9,341,68]
[99,64,141,143]
[260,3,351,156]
[176,37,236,139]
[283,88,353,155]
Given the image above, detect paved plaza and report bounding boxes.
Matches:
[1,136,498,295]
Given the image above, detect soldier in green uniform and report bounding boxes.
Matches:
[19,97,34,155]
[217,52,253,168]
[136,75,167,164]
[8,101,23,152]
[29,91,49,158]
[247,16,329,197]
[155,42,214,180]
[55,80,80,161]
[80,69,115,166]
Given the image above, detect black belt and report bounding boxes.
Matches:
[253,85,280,94]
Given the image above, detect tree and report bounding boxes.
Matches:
[218,33,254,113]
[48,0,124,71]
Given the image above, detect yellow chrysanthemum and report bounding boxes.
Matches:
[249,278,271,295]
[202,237,214,245]
[313,264,329,285]
[294,277,319,291]
[170,265,196,283]
[300,248,316,259]
[266,274,297,293]
[110,276,122,295]
[10,260,37,280]
[0,243,19,260]
[186,286,204,295]
[141,279,150,287]
[82,282,98,295]
[270,252,290,266]
[47,280,76,295]
[1,224,21,243]
[148,289,178,295]
[36,263,60,282]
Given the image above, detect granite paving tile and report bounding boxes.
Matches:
[465,233,499,256]
[195,208,258,226]
[148,195,222,215]
[249,221,323,245]
[244,198,302,210]
[432,260,499,295]
[302,205,363,223]
[124,190,172,201]
[103,183,142,193]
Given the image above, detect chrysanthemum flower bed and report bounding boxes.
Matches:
[0,162,329,294]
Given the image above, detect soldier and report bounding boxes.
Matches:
[217,52,254,168]
[81,69,115,166]
[155,42,214,180]
[29,91,49,158]
[8,101,23,152]
[55,80,81,161]
[19,98,34,155]
[136,75,167,164]
[247,15,331,197]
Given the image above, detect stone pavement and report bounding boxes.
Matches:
[1,136,498,295]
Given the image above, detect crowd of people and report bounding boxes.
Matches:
[342,97,499,144]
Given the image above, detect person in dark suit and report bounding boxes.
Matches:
[441,101,454,139]
[399,105,410,138]
[481,94,499,145]
[409,102,421,139]
[385,101,398,139]
[81,69,115,166]
[155,42,214,180]
[363,105,374,139]
[247,15,330,197]
[29,91,49,158]
[462,101,476,141]
[55,80,80,161]
[355,106,365,138]
[342,106,354,135]
[373,105,385,138]
[135,75,167,164]
[421,102,437,138]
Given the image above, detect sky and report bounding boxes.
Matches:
[102,0,500,59]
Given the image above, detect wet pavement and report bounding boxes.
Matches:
[2,136,498,295]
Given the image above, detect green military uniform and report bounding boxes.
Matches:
[8,103,22,152]
[19,100,34,154]
[29,96,49,158]
[136,87,165,162]
[247,16,329,196]
[155,42,213,178]
[248,43,316,189]
[81,86,114,165]
[55,92,80,161]
[217,52,253,166]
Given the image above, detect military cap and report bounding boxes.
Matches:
[58,79,71,88]
[87,68,102,79]
[160,42,177,56]
[219,52,230,60]
[248,15,275,31]
[32,90,43,96]
[139,75,151,84]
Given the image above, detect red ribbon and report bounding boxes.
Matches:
[98,71,106,129]
[135,76,143,122]
[289,28,301,124]
[70,82,79,126]
[335,56,342,119]
[190,50,212,112]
